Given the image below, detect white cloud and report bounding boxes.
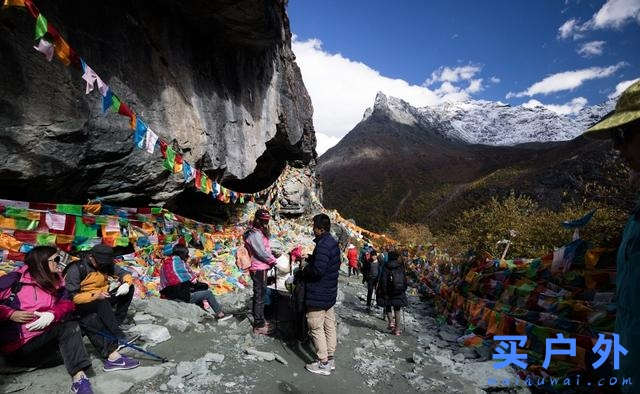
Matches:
[466,79,484,93]
[558,0,640,39]
[590,0,640,29]
[506,62,627,98]
[490,76,501,84]
[608,77,640,98]
[557,18,585,40]
[315,132,342,156]
[292,37,483,139]
[521,97,588,115]
[425,64,482,86]
[577,40,605,57]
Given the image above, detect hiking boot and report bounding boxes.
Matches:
[305,360,331,376]
[103,355,140,372]
[387,323,396,332]
[393,328,402,336]
[327,357,336,371]
[71,377,93,394]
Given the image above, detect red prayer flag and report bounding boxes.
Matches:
[118,102,133,118]
[23,0,37,17]
[194,170,202,188]
[159,140,168,158]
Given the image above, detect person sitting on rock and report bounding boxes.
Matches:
[64,244,140,372]
[244,208,278,335]
[159,244,227,320]
[1,246,94,394]
[376,250,408,336]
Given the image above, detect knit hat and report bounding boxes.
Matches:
[90,244,115,266]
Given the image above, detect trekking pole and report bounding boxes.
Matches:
[80,323,168,362]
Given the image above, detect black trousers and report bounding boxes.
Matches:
[7,320,91,376]
[366,278,378,308]
[250,270,267,328]
[76,285,133,358]
[348,267,359,277]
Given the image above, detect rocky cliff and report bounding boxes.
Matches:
[0,0,317,220]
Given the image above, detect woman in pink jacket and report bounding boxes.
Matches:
[244,209,277,335]
[0,246,93,394]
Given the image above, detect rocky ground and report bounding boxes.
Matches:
[0,271,527,394]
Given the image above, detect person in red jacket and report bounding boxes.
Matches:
[0,246,93,394]
[346,244,359,277]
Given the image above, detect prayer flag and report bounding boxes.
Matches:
[83,203,101,215]
[163,146,176,171]
[159,140,168,158]
[45,212,67,230]
[36,233,56,246]
[133,118,147,149]
[173,154,183,174]
[144,128,158,154]
[206,178,212,195]
[33,38,54,61]
[118,102,133,119]
[200,173,208,193]
[23,0,37,17]
[129,112,136,130]
[75,216,97,238]
[34,13,47,40]
[194,170,202,188]
[53,36,72,66]
[81,60,98,94]
[102,89,114,113]
[96,76,108,97]
[182,162,194,182]
[2,0,26,7]
[109,94,121,113]
[56,204,82,216]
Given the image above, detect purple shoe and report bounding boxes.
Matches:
[71,377,93,394]
[103,355,140,372]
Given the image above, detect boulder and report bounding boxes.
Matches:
[216,288,252,314]
[127,324,171,344]
[132,297,206,324]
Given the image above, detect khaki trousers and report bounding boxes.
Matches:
[306,306,337,361]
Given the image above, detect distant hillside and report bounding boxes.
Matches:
[317,93,635,237]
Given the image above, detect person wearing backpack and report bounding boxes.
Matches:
[244,209,278,335]
[0,246,94,394]
[64,244,140,372]
[159,245,227,319]
[346,244,359,277]
[376,250,408,335]
[365,251,380,314]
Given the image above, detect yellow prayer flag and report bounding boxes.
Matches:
[54,36,72,66]
[2,0,26,7]
[0,216,17,230]
[83,203,102,214]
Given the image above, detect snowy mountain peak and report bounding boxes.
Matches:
[360,93,615,146]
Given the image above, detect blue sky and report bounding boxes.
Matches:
[288,0,640,154]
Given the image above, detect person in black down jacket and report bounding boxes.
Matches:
[301,213,340,376]
[376,250,408,336]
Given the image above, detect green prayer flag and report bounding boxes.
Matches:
[115,236,130,247]
[75,216,97,238]
[4,207,28,219]
[151,207,162,215]
[163,146,176,171]
[109,95,121,113]
[200,173,208,193]
[56,204,83,216]
[36,233,56,246]
[35,14,47,40]
[15,219,38,231]
[94,216,109,225]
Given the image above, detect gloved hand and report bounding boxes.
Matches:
[25,311,54,331]
[115,282,130,297]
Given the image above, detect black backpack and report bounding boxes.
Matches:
[386,264,406,296]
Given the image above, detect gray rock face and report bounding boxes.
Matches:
[132,297,207,324]
[0,0,316,217]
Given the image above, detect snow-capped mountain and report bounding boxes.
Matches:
[361,92,615,146]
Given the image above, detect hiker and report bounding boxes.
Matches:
[365,250,380,314]
[244,208,278,335]
[64,244,140,371]
[376,250,408,335]
[301,213,341,376]
[582,80,640,391]
[159,244,227,319]
[359,246,374,285]
[346,243,359,277]
[0,246,94,394]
